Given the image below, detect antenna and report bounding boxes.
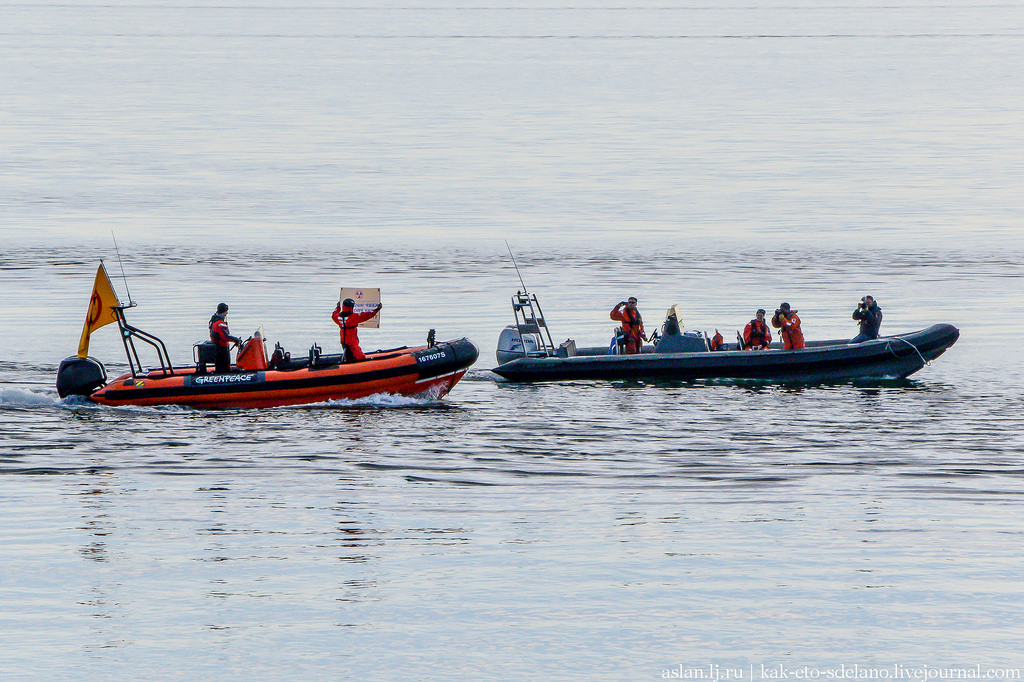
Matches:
[505,240,529,294]
[111,231,135,306]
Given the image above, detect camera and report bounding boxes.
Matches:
[775,309,783,316]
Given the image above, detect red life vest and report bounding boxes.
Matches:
[209,315,232,348]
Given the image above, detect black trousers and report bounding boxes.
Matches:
[215,346,232,373]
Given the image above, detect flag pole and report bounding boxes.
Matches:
[111,231,134,306]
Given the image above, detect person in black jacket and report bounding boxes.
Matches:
[851,295,883,343]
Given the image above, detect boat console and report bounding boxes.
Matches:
[651,305,709,354]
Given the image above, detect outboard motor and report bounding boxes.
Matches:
[496,325,542,365]
[56,356,107,398]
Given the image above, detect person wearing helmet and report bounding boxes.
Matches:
[743,308,773,350]
[332,298,383,361]
[771,302,805,350]
[209,302,242,373]
[610,297,647,354]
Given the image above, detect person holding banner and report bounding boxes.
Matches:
[332,298,382,361]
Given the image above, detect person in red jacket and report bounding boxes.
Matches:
[209,302,241,373]
[743,308,773,350]
[610,297,647,354]
[771,302,805,350]
[332,298,382,361]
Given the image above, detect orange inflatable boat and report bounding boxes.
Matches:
[56,264,478,409]
[61,337,476,409]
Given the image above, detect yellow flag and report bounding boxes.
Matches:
[77,263,122,358]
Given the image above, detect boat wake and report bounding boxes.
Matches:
[1,384,450,413]
[0,386,63,408]
[0,386,194,414]
[287,386,449,409]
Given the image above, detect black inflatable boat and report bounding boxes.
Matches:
[491,293,959,383]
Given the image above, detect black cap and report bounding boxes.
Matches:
[756,308,766,315]
[216,303,229,314]
[342,298,355,308]
[780,302,791,312]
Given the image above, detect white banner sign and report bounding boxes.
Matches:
[339,288,381,328]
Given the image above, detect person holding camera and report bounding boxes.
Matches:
[743,308,773,350]
[610,297,647,354]
[771,302,805,350]
[851,295,882,343]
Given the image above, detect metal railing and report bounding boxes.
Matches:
[114,306,174,378]
[510,291,556,359]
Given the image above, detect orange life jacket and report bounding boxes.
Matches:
[744,319,772,349]
[610,305,645,341]
[772,312,805,350]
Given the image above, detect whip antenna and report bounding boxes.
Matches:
[111,231,134,306]
[505,240,529,294]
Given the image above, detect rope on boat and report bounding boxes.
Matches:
[886,336,929,366]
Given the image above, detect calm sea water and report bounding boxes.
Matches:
[2,1,1024,679]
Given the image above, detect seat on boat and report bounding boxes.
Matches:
[313,355,346,367]
[306,343,347,368]
[273,357,309,371]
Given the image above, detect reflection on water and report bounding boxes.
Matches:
[2,366,1022,676]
